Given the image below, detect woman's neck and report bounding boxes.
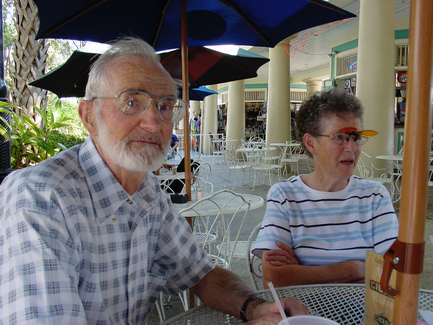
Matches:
[301,172,350,192]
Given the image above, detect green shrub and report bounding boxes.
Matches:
[0,100,88,169]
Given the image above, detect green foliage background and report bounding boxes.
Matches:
[0,101,88,169]
[1,0,89,168]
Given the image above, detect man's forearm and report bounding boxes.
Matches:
[191,266,262,320]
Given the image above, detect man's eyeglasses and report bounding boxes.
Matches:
[91,90,188,123]
[316,128,378,146]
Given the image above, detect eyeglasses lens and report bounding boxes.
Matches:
[159,98,186,123]
[332,132,368,146]
[117,91,186,122]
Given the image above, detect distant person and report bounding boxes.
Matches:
[253,88,398,288]
[397,98,406,123]
[196,115,201,133]
[0,36,308,324]
[168,133,179,159]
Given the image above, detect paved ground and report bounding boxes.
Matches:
[147,151,433,324]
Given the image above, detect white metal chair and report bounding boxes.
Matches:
[250,147,282,191]
[295,145,314,174]
[179,189,251,270]
[160,173,187,195]
[209,133,224,164]
[224,147,251,189]
[247,135,265,145]
[279,141,300,175]
[357,151,396,201]
[245,222,263,291]
[192,161,214,194]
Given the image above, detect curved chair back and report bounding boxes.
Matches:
[246,222,263,291]
[179,189,250,270]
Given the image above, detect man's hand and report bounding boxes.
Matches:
[244,314,284,325]
[247,297,309,324]
[265,242,300,266]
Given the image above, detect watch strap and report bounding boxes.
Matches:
[240,296,263,323]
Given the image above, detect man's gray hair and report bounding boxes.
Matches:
[85,37,163,101]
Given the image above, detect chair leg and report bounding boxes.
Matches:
[179,291,189,311]
[231,168,238,190]
[225,167,238,190]
[251,171,258,191]
[155,293,166,323]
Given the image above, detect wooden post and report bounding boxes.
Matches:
[180,0,192,201]
[393,0,433,323]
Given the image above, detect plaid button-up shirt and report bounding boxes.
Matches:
[0,137,214,324]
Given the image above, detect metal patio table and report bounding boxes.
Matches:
[162,284,433,324]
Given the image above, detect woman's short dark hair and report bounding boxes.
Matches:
[295,88,364,157]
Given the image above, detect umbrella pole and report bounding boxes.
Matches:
[180,0,192,201]
[382,0,433,323]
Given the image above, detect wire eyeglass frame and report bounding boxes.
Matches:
[91,90,187,123]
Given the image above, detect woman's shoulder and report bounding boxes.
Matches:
[350,175,390,193]
[267,175,306,199]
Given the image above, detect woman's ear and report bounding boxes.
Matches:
[79,100,97,135]
[303,133,316,156]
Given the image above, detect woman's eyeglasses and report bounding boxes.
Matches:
[316,128,378,146]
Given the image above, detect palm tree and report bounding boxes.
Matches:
[9,0,48,121]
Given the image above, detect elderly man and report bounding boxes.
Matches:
[0,37,307,324]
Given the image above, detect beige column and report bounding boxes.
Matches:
[356,0,395,170]
[302,78,322,98]
[202,84,218,154]
[189,101,200,118]
[226,80,245,151]
[266,42,291,149]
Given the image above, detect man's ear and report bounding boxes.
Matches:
[303,133,316,156]
[79,100,97,135]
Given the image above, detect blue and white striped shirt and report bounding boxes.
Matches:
[0,137,214,324]
[252,175,398,265]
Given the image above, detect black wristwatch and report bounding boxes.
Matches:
[240,297,264,323]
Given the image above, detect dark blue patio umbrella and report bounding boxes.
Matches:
[34,0,355,51]
[32,0,355,200]
[29,45,267,97]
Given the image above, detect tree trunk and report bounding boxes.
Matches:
[10,0,48,121]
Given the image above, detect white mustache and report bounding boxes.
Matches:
[126,134,163,147]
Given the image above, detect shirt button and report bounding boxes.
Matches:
[127,199,133,204]
[130,273,135,280]
[112,218,117,223]
[130,315,133,321]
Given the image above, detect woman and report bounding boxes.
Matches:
[252,88,398,288]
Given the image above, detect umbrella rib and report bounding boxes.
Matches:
[159,51,178,65]
[307,0,352,15]
[152,0,174,48]
[39,0,107,38]
[217,0,271,47]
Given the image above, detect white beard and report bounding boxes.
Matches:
[96,121,168,173]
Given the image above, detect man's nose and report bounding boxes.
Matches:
[138,101,163,130]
